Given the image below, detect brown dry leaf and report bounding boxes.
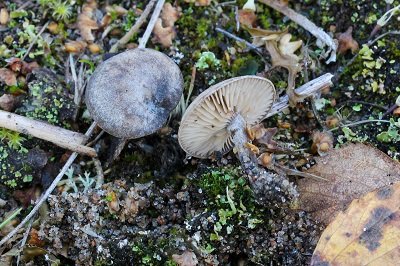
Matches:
[336,26,359,54]
[239,9,257,28]
[0,8,9,25]
[298,143,400,225]
[21,61,39,75]
[0,68,17,86]
[78,0,99,43]
[6,58,23,72]
[152,3,181,48]
[310,130,333,156]
[64,40,87,53]
[161,3,181,27]
[153,19,176,47]
[172,251,198,266]
[250,124,278,149]
[311,182,400,266]
[184,0,211,6]
[0,94,17,111]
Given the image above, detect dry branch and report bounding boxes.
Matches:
[266,73,334,119]
[0,110,97,157]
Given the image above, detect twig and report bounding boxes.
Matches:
[258,0,337,63]
[0,122,97,247]
[22,21,50,61]
[328,119,391,132]
[93,158,104,189]
[16,219,34,266]
[138,0,165,48]
[0,208,22,230]
[0,110,97,157]
[367,30,400,46]
[216,27,262,52]
[109,0,156,53]
[266,73,334,119]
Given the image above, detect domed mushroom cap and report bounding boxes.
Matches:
[178,76,276,158]
[85,48,183,138]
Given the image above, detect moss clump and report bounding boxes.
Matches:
[0,143,32,189]
[185,166,319,264]
[16,69,75,127]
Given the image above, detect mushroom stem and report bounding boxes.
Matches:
[227,113,299,203]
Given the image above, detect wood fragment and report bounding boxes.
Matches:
[266,73,334,119]
[138,0,165,48]
[0,110,97,157]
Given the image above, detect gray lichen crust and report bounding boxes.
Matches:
[85,48,184,138]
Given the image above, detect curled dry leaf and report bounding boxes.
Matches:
[298,143,400,225]
[172,251,198,266]
[184,0,211,6]
[250,124,278,149]
[0,68,17,86]
[311,182,400,266]
[247,28,303,105]
[0,94,17,111]
[78,0,99,43]
[152,3,181,48]
[64,40,87,53]
[239,9,257,28]
[336,26,359,54]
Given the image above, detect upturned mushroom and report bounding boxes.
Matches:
[86,48,183,139]
[178,75,298,202]
[178,75,275,160]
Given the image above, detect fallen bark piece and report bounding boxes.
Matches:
[0,110,97,157]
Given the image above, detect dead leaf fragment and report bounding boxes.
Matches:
[298,143,400,225]
[64,40,87,53]
[0,8,9,25]
[152,3,181,48]
[311,182,400,266]
[250,124,278,149]
[336,26,359,54]
[184,0,211,6]
[239,9,257,28]
[153,19,176,47]
[0,94,16,111]
[172,251,198,266]
[78,0,99,43]
[0,68,17,86]
[161,3,181,27]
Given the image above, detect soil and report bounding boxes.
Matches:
[0,0,399,265]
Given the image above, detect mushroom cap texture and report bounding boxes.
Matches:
[86,48,183,138]
[178,76,276,158]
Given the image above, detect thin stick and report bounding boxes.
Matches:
[266,73,334,119]
[138,0,165,48]
[216,27,262,52]
[0,110,97,157]
[328,119,391,132]
[22,21,50,61]
[0,122,97,247]
[109,0,157,53]
[258,0,337,63]
[16,219,34,266]
[93,158,104,189]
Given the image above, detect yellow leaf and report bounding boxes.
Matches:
[311,182,400,265]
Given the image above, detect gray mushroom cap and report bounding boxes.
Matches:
[178,76,276,159]
[85,48,183,138]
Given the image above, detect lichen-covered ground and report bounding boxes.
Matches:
[0,0,399,265]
